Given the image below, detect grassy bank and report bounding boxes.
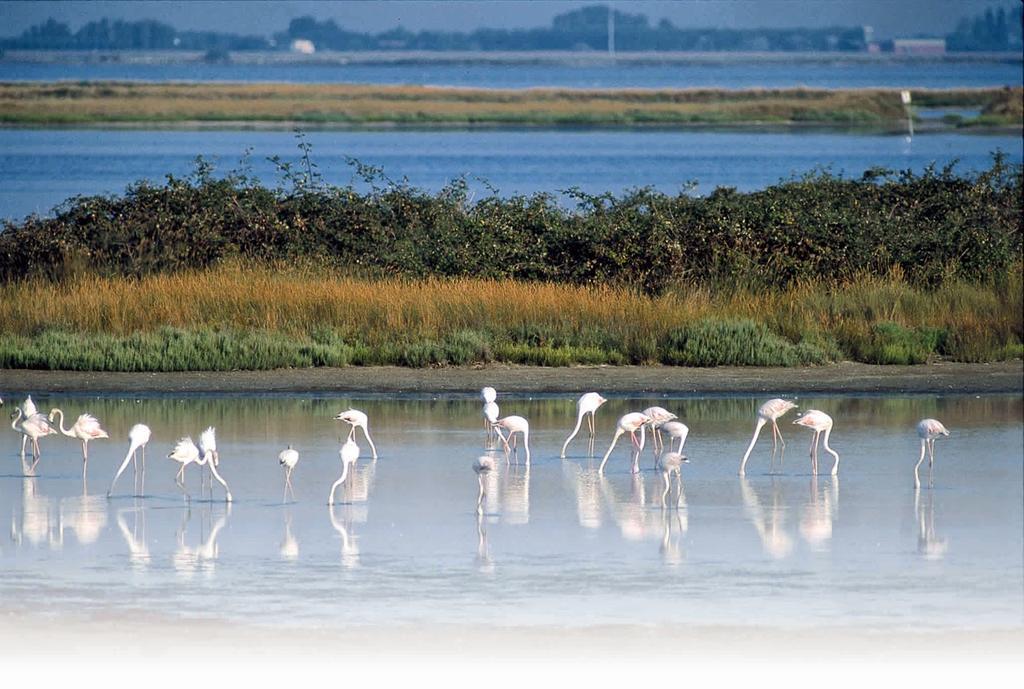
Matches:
[1,82,1020,128]
[0,264,1019,371]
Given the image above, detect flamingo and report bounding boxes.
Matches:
[279,445,299,502]
[659,421,689,454]
[494,415,530,465]
[483,400,500,444]
[167,437,200,501]
[196,427,232,502]
[642,406,678,462]
[329,438,360,505]
[793,410,840,476]
[107,423,152,497]
[598,412,652,474]
[559,392,607,458]
[915,418,950,488]
[10,408,57,466]
[659,451,689,508]
[48,408,109,475]
[739,398,798,476]
[473,455,495,515]
[17,395,38,456]
[334,409,378,460]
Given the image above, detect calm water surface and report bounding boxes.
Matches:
[1,60,1021,89]
[2,129,1020,220]
[2,393,1020,630]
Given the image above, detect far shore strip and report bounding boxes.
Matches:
[1,361,1020,395]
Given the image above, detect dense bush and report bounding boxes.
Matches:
[1,154,1020,293]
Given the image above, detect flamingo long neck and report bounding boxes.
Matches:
[561,410,587,456]
[822,428,840,473]
[11,408,22,431]
[739,418,767,474]
[51,409,74,437]
[599,428,625,473]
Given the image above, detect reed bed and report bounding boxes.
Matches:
[1,263,1018,370]
[2,82,1019,127]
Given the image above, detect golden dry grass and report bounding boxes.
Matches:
[2,262,1018,346]
[2,82,1015,125]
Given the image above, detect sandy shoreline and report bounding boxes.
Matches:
[1,361,1020,395]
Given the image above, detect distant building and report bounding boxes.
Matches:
[890,38,946,55]
[290,38,315,55]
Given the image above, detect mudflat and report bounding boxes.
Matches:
[1,361,1020,395]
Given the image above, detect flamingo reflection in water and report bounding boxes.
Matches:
[799,476,838,551]
[599,472,661,542]
[563,462,603,530]
[116,503,150,572]
[173,504,230,579]
[59,492,108,546]
[10,457,60,550]
[329,503,361,569]
[279,509,299,562]
[740,478,793,559]
[915,488,948,560]
[473,455,495,516]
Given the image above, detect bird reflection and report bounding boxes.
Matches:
[173,504,230,579]
[799,476,837,551]
[915,488,947,560]
[329,503,361,569]
[279,509,299,561]
[740,478,793,559]
[660,509,687,566]
[116,502,150,571]
[600,472,661,542]
[501,464,530,526]
[11,458,61,549]
[59,492,108,545]
[563,462,602,529]
[476,512,494,575]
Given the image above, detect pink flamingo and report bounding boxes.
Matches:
[598,412,652,474]
[560,392,607,457]
[10,408,57,466]
[659,421,689,454]
[473,455,496,515]
[915,418,950,488]
[107,423,152,497]
[494,415,530,465]
[792,410,840,476]
[48,408,109,476]
[335,409,378,460]
[167,437,201,502]
[659,451,689,508]
[643,406,678,464]
[329,438,360,505]
[739,398,798,476]
[481,387,498,442]
[196,427,232,502]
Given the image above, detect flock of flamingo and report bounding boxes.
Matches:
[6,389,951,510]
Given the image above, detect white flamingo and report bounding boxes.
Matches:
[598,412,651,474]
[739,398,798,476]
[334,409,378,460]
[197,427,232,502]
[559,392,607,458]
[107,423,152,497]
[659,451,689,508]
[642,406,677,458]
[793,410,840,476]
[494,415,530,465]
[167,437,200,501]
[659,421,690,454]
[17,395,38,456]
[10,408,57,465]
[48,408,109,475]
[329,438,360,505]
[915,418,950,488]
[483,400,500,444]
[279,445,299,502]
[473,455,495,515]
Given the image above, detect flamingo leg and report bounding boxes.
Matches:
[359,426,379,461]
[587,412,595,436]
[140,445,146,497]
[928,439,935,487]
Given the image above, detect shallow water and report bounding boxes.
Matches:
[2,128,1021,220]
[2,392,1020,630]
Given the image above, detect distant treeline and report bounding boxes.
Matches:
[2,4,1020,53]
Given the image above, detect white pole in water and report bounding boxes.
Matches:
[901,90,914,139]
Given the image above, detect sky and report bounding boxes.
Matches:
[0,0,1009,40]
